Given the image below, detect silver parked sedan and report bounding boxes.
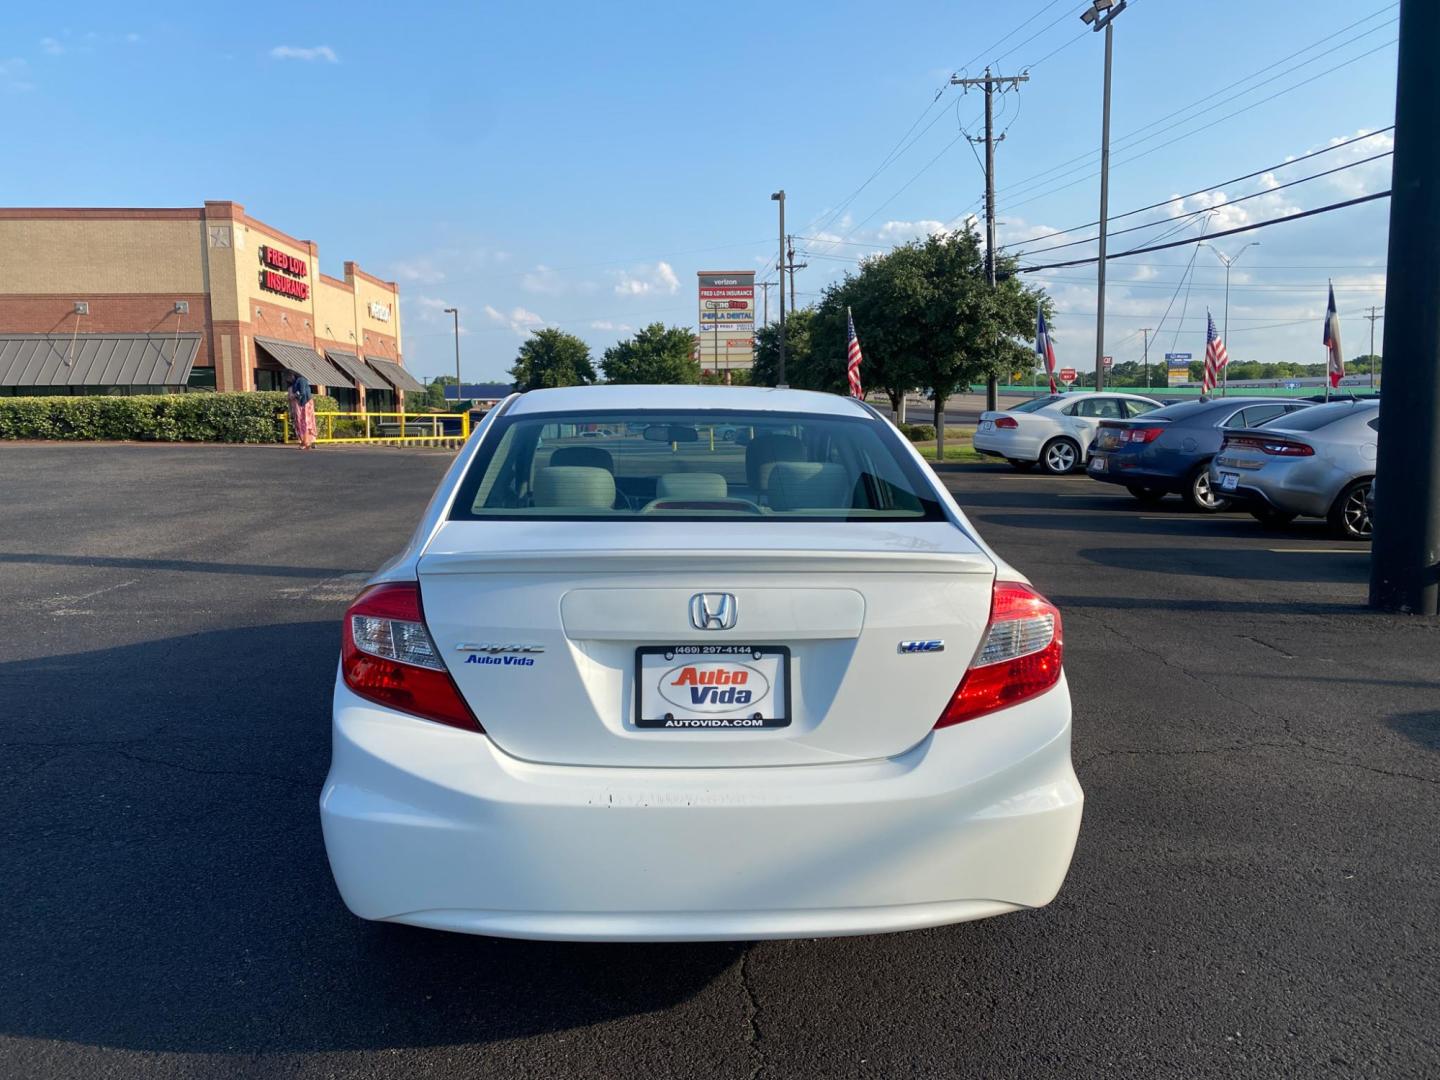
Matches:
[1210,400,1379,539]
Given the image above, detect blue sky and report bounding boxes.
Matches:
[3,1,1400,380]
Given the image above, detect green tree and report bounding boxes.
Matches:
[1348,353,1380,377]
[509,328,597,391]
[752,308,820,388]
[601,323,700,384]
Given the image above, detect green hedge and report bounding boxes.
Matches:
[0,392,338,443]
[898,423,937,442]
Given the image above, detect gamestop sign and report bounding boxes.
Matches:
[259,245,310,301]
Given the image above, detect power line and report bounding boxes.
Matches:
[1016,191,1392,273]
[995,5,1398,203]
[1009,127,1393,249]
[1001,36,1399,216]
[1012,150,1393,259]
[954,0,1070,75]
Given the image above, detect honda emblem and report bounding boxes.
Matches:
[689,593,737,631]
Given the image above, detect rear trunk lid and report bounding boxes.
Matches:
[417,520,996,767]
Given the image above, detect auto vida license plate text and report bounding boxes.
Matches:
[635,645,791,729]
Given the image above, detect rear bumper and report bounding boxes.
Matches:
[973,430,1045,461]
[320,678,1083,941]
[1208,461,1335,517]
[1085,457,1182,491]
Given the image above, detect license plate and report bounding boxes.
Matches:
[979,420,995,432]
[1220,472,1239,491]
[634,645,790,729]
[1090,455,1107,472]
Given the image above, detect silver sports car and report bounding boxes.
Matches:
[1210,399,1379,539]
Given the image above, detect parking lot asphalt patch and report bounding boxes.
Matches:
[2,446,1434,1079]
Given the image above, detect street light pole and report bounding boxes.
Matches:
[1201,242,1258,396]
[442,307,461,404]
[1082,0,1128,393]
[771,191,787,386]
[1141,327,1152,389]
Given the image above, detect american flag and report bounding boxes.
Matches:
[1203,310,1229,394]
[1036,305,1057,394]
[845,307,864,398]
[1323,282,1344,389]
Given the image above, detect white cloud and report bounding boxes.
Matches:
[521,264,566,295]
[1,57,34,92]
[392,258,447,285]
[269,45,339,63]
[589,320,634,333]
[125,32,141,44]
[39,37,64,56]
[484,304,545,335]
[612,260,679,296]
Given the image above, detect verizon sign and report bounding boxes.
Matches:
[697,269,755,372]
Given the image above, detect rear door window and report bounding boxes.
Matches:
[1123,400,1160,418]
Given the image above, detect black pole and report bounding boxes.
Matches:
[772,191,787,386]
[1370,0,1440,615]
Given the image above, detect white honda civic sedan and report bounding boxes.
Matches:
[974,391,1162,474]
[321,385,1082,941]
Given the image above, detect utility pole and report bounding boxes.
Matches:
[1081,0,1129,393]
[758,281,775,326]
[1364,306,1383,388]
[1141,327,1153,389]
[1371,0,1439,615]
[770,191,786,385]
[951,66,1028,413]
[785,236,807,312]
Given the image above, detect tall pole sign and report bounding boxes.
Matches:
[697,270,756,378]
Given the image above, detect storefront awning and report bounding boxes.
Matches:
[365,355,425,394]
[254,337,351,389]
[325,349,389,391]
[0,333,200,387]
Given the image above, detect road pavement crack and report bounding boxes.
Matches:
[739,947,766,1079]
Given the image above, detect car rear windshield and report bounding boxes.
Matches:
[1011,395,1062,413]
[1141,401,1214,422]
[448,409,946,521]
[1266,402,1378,431]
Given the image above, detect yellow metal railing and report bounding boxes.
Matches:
[281,410,472,444]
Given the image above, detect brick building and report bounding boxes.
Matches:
[0,201,423,407]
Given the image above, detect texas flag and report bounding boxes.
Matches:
[1323,282,1345,389]
[1036,304,1057,394]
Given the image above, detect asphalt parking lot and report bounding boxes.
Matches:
[3,443,1436,1079]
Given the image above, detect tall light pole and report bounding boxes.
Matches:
[442,307,461,404]
[1201,241,1259,395]
[1081,0,1128,392]
[1141,326,1153,389]
[771,191,787,385]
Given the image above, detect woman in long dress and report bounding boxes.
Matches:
[287,374,317,449]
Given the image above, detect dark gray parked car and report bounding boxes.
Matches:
[1087,397,1313,511]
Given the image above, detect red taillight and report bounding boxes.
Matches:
[341,582,482,732]
[994,416,1019,429]
[935,581,1063,728]
[1223,436,1315,457]
[1126,426,1164,444]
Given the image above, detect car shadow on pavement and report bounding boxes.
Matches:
[1076,545,1371,585]
[0,620,740,1054]
[0,552,364,579]
[1388,711,1440,752]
